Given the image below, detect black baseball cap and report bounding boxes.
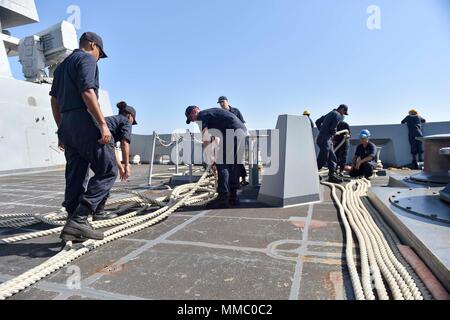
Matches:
[338,104,349,116]
[80,32,108,59]
[217,96,228,104]
[124,105,138,125]
[185,106,198,124]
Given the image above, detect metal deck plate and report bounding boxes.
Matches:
[0,165,376,300]
[410,172,450,185]
[390,189,450,224]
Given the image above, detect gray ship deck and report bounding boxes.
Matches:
[0,166,397,300]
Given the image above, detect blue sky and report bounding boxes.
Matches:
[8,0,450,134]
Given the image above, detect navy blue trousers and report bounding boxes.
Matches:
[59,110,118,215]
[409,135,424,156]
[216,137,244,198]
[317,135,337,173]
[335,142,349,171]
[350,162,374,179]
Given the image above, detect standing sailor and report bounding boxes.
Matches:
[303,110,315,129]
[218,96,249,186]
[50,32,113,241]
[401,109,427,169]
[218,96,246,123]
[334,120,351,175]
[93,101,138,221]
[316,105,349,183]
[185,106,247,208]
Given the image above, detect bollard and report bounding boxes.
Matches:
[376,147,384,170]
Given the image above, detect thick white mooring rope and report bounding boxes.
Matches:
[0,171,217,300]
[322,179,423,300]
[0,171,424,300]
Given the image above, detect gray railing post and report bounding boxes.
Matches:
[175,134,180,175]
[148,131,157,186]
[189,131,194,183]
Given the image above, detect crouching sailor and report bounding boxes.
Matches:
[93,101,138,221]
[350,130,377,180]
[50,32,114,242]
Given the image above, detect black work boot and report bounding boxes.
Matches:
[240,179,249,187]
[60,204,104,242]
[411,154,419,170]
[229,192,241,207]
[328,173,344,184]
[206,196,230,210]
[93,199,118,221]
[93,211,118,222]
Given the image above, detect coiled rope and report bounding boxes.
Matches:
[0,170,217,300]
[0,169,425,300]
[334,129,350,153]
[322,179,423,300]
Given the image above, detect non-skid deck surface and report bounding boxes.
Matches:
[0,166,388,300]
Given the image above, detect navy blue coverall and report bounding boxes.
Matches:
[307,116,315,129]
[350,142,377,179]
[334,121,351,172]
[227,106,248,182]
[315,116,326,131]
[50,49,117,215]
[198,108,247,198]
[316,110,343,174]
[106,114,133,147]
[401,115,426,160]
[94,114,134,206]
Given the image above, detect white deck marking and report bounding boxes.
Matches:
[289,203,314,300]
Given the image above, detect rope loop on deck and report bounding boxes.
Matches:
[0,169,217,300]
